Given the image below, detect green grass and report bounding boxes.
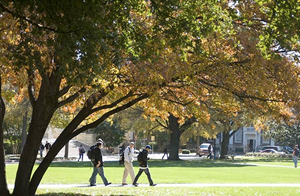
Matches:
[6,157,300,195]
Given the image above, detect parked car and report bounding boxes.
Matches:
[282,146,293,154]
[259,149,286,155]
[260,146,283,152]
[198,143,211,157]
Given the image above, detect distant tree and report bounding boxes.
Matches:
[2,92,30,154]
[264,121,300,146]
[90,120,126,147]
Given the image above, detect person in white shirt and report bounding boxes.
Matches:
[122,142,135,185]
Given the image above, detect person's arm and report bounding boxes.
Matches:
[143,150,148,162]
[96,160,101,167]
[124,147,131,162]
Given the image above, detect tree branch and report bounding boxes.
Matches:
[71,93,149,136]
[55,87,86,110]
[90,90,134,113]
[155,119,168,129]
[0,3,82,34]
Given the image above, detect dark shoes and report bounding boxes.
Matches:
[122,183,128,186]
[90,184,96,186]
[105,182,111,186]
[133,183,156,187]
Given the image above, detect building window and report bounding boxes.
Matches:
[234,129,242,143]
[261,136,270,144]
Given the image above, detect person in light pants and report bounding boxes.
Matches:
[122,142,135,185]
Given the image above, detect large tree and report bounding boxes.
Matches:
[0,1,235,195]
[1,1,300,196]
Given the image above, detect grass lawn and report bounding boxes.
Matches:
[6,157,300,195]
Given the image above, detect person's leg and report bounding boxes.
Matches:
[128,162,135,183]
[133,169,143,185]
[97,166,109,185]
[144,168,154,185]
[89,166,98,185]
[122,162,129,184]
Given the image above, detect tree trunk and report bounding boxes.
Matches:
[220,131,230,159]
[168,114,181,160]
[219,129,238,159]
[28,133,74,196]
[12,75,61,196]
[21,110,28,153]
[64,142,69,159]
[0,77,10,196]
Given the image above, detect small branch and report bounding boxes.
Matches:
[56,87,86,109]
[90,90,134,113]
[71,93,149,136]
[155,119,168,129]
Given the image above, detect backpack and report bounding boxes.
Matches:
[119,151,125,165]
[119,147,129,165]
[87,145,96,160]
[137,150,143,162]
[80,147,85,154]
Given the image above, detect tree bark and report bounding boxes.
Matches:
[168,114,181,160]
[64,142,69,159]
[0,76,10,196]
[21,109,28,153]
[12,74,61,196]
[220,131,230,159]
[219,129,238,159]
[168,114,196,160]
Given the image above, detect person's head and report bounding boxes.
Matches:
[96,142,102,148]
[145,145,151,152]
[295,145,298,148]
[130,142,135,148]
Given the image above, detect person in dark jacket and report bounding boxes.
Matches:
[132,145,156,187]
[89,142,111,186]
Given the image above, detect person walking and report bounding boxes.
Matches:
[133,145,156,187]
[207,144,212,159]
[39,142,45,158]
[162,145,169,159]
[293,144,299,168]
[89,142,111,186]
[122,142,135,185]
[45,141,51,154]
[78,144,85,161]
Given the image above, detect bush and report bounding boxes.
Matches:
[245,152,291,158]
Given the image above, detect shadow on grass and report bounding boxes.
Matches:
[37,193,90,196]
[47,159,256,168]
